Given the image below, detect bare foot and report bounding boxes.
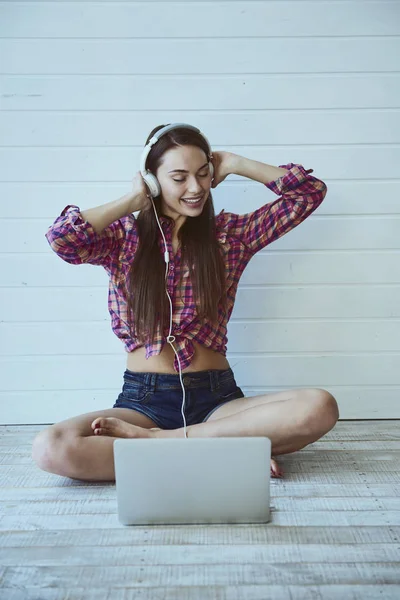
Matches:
[91,417,155,439]
[271,457,284,479]
[91,419,284,477]
[145,429,284,478]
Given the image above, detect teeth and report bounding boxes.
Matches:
[183,196,202,204]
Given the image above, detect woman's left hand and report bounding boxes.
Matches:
[210,151,238,188]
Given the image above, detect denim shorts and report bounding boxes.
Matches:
[112,367,245,430]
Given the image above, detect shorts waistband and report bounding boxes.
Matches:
[123,367,234,392]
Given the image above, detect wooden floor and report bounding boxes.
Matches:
[0,421,400,600]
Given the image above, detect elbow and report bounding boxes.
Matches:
[45,233,84,265]
[314,180,328,208]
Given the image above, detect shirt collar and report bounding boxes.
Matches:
[159,215,173,228]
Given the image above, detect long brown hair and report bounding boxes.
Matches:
[127,125,227,344]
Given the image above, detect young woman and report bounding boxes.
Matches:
[32,124,339,482]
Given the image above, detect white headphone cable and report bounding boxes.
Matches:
[149,196,188,439]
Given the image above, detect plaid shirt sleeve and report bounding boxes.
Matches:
[45,204,128,266]
[220,163,327,255]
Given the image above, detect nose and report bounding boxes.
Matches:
[187,177,206,194]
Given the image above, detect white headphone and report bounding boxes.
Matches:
[139,123,214,198]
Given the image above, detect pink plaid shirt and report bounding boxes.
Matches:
[46,163,327,372]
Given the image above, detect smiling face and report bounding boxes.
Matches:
[155,145,213,226]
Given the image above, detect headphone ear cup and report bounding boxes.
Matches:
[142,172,161,198]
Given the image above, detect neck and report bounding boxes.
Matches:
[170,215,186,238]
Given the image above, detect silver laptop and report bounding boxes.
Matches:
[113,437,271,525]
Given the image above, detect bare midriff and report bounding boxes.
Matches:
[126,340,230,374]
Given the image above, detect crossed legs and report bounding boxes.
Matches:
[32,388,339,482]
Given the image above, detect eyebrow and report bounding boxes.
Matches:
[168,162,209,174]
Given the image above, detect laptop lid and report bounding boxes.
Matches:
[114,437,271,525]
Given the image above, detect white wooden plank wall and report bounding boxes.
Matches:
[1,1,400,423]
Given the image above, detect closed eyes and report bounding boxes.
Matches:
[173,173,209,183]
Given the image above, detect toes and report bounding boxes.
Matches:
[271,469,283,479]
[92,418,110,435]
[271,459,284,478]
[93,423,113,437]
[271,468,283,479]
[91,417,102,431]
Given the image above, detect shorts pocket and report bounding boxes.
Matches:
[118,382,152,404]
[214,384,244,403]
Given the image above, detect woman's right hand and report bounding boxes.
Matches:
[127,172,153,213]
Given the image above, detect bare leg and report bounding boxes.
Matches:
[32,407,158,482]
[91,416,284,478]
[92,389,339,474]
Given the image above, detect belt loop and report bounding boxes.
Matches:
[146,373,155,391]
[209,370,218,392]
[152,373,158,391]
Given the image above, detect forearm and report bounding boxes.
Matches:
[228,153,289,184]
[81,193,135,235]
